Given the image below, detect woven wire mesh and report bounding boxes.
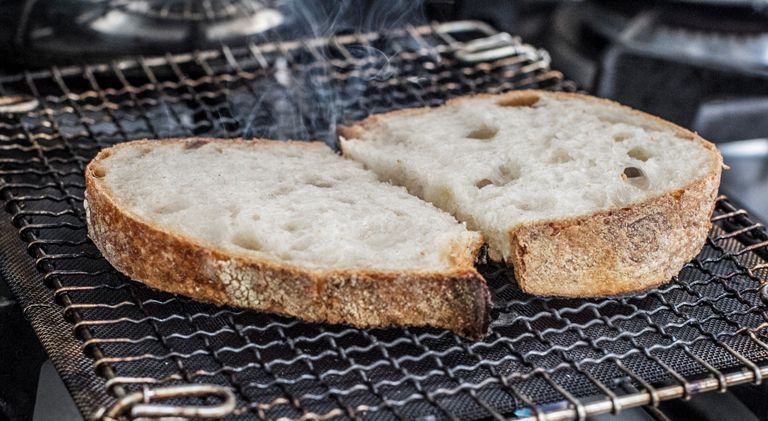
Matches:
[0,21,766,420]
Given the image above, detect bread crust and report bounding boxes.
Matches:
[339,90,723,297]
[85,138,490,339]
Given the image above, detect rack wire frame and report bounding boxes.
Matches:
[0,20,766,421]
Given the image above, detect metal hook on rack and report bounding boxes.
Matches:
[0,95,39,114]
[450,31,550,66]
[95,384,236,420]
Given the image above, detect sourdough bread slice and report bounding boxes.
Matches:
[340,90,723,297]
[84,139,490,338]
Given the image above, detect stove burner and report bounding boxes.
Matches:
[85,0,284,45]
[110,0,277,22]
[2,0,286,66]
[84,0,284,44]
[546,0,768,136]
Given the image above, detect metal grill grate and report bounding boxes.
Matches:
[0,21,766,421]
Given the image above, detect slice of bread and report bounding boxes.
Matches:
[340,90,723,297]
[84,139,490,338]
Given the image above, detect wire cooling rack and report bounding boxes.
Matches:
[0,20,766,421]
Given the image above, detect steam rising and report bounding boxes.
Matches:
[237,0,427,145]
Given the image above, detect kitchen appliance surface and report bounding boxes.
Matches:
[0,0,287,66]
[0,20,766,421]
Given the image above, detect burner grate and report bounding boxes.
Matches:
[110,0,275,22]
[0,21,766,421]
[91,0,274,22]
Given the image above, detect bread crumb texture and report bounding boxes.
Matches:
[341,91,722,296]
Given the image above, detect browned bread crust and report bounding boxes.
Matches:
[84,139,491,339]
[339,90,723,297]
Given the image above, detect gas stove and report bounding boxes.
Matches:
[0,0,286,67]
[542,0,768,225]
[545,0,768,135]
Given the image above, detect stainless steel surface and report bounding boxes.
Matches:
[720,139,768,158]
[546,1,768,131]
[692,98,768,142]
[720,139,768,223]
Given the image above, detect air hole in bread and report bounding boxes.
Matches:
[623,166,650,189]
[271,186,292,197]
[627,147,651,162]
[475,162,520,190]
[136,147,151,158]
[434,187,455,210]
[251,213,261,221]
[623,167,644,178]
[466,124,499,140]
[282,221,308,232]
[549,149,573,163]
[517,202,536,211]
[231,233,263,251]
[153,201,189,215]
[183,140,207,150]
[309,180,333,188]
[613,132,632,142]
[599,115,662,132]
[497,92,539,107]
[475,178,493,189]
[497,162,520,182]
[92,165,106,178]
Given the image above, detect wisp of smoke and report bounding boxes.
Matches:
[239,0,427,146]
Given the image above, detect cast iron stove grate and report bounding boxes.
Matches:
[0,21,766,421]
[106,0,278,22]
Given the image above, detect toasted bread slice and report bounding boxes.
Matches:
[84,139,490,338]
[340,91,722,297]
